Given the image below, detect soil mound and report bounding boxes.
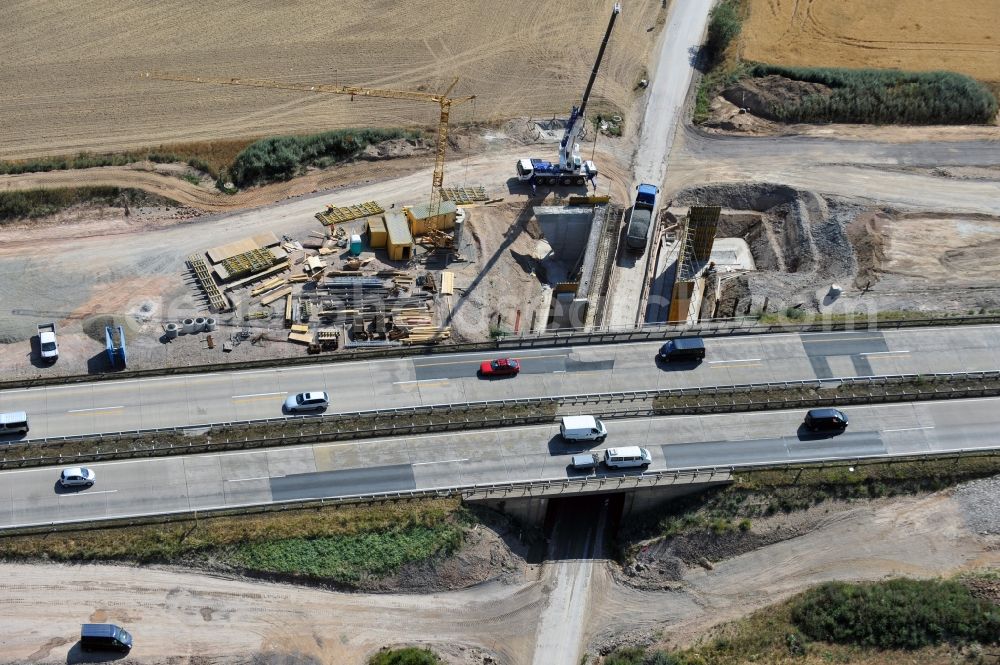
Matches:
[722,75,833,120]
[81,314,142,344]
[358,138,433,161]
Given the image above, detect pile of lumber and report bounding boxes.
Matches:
[251,277,287,297]
[419,228,455,249]
[401,325,451,345]
[287,323,314,345]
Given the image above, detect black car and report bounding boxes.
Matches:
[658,337,706,362]
[804,408,849,432]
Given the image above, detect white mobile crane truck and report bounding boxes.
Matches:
[515,3,621,191]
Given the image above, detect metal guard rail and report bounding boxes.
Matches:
[12,369,1000,448]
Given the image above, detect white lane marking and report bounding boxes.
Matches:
[67,405,124,413]
[59,489,118,497]
[707,358,761,364]
[553,370,566,373]
[883,426,934,433]
[412,458,469,466]
[860,350,910,356]
[226,476,275,482]
[392,378,451,385]
[231,391,286,399]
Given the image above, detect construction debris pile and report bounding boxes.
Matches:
[313,275,448,346]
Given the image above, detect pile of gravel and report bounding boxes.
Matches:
[952,476,1000,535]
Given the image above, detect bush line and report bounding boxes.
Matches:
[229,127,422,187]
[747,63,998,125]
[694,0,998,126]
[0,187,176,223]
[605,577,1000,665]
[0,498,469,589]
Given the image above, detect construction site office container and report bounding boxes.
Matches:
[367,217,387,248]
[384,212,414,261]
[405,200,458,235]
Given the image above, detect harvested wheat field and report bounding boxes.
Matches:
[740,0,1000,83]
[0,0,661,160]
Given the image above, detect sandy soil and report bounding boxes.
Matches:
[740,0,1000,83]
[1,488,996,664]
[0,0,663,160]
[448,204,550,342]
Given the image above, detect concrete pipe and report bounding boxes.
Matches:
[205,317,217,332]
[194,317,207,333]
[164,323,179,339]
[182,318,196,334]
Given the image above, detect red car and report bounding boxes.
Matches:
[479,357,520,377]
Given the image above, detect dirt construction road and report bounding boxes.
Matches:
[2,489,997,664]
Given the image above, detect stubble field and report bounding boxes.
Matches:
[0,0,660,160]
[740,0,1000,83]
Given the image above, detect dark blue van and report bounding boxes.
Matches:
[80,624,132,653]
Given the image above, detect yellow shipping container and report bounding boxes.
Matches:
[405,200,458,235]
[368,217,387,248]
[385,212,414,261]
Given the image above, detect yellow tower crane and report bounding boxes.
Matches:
[142,71,475,221]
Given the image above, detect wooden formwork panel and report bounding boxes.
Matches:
[440,186,488,203]
[187,254,230,312]
[316,201,385,226]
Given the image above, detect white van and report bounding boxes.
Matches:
[604,446,651,469]
[0,411,29,435]
[560,415,607,442]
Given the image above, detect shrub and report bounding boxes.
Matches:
[604,648,646,665]
[229,522,463,584]
[603,648,681,665]
[704,0,742,67]
[0,187,167,222]
[746,63,998,125]
[229,127,421,187]
[790,579,1000,649]
[368,647,442,665]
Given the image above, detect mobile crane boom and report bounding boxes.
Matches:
[516,3,621,189]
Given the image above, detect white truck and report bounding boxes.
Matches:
[37,322,59,363]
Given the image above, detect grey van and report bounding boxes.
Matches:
[80,623,132,653]
[0,411,28,435]
[604,446,652,469]
[658,337,706,362]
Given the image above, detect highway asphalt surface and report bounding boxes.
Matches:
[2,325,1000,441]
[1,395,998,529]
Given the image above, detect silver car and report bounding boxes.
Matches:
[59,467,96,487]
[284,391,330,413]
